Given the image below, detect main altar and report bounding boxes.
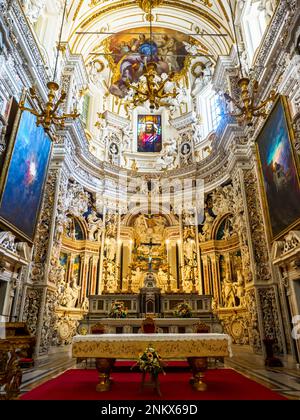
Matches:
[73,211,222,334]
[80,273,221,334]
[72,333,232,392]
[56,200,247,345]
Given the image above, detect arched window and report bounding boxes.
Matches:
[241,1,267,64]
[197,83,221,139]
[80,95,91,128]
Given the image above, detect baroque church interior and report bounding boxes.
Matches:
[0,0,300,401]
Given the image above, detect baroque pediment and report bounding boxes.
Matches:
[272,231,300,261]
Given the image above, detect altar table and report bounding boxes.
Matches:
[72,334,232,392]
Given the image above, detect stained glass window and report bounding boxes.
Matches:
[137,115,162,153]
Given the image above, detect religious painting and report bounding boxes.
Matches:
[73,255,81,283]
[59,253,68,269]
[0,108,52,242]
[137,115,162,153]
[105,27,204,98]
[256,96,300,241]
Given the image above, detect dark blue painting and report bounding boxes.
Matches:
[256,97,300,240]
[0,110,52,241]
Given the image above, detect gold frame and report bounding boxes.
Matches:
[255,95,300,242]
[0,91,53,243]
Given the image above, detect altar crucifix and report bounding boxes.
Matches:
[140,238,161,272]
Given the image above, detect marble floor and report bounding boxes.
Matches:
[19,345,300,399]
[225,345,300,400]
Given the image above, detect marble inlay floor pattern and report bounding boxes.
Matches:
[20,345,300,399]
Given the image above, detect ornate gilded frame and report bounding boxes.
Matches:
[0,91,53,243]
[255,95,300,242]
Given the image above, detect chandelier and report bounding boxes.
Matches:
[123,0,188,112]
[224,78,276,126]
[223,3,276,127]
[124,62,187,112]
[19,0,79,132]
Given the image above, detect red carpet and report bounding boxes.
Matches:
[21,369,286,400]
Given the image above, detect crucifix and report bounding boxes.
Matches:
[140,238,161,272]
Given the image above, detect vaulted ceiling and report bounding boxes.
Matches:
[66,0,236,64]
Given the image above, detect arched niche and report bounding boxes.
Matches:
[199,213,243,309]
[60,215,102,301]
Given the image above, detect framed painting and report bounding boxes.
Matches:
[256,96,300,241]
[0,103,52,242]
[137,115,162,153]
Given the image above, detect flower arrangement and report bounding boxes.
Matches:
[174,302,193,318]
[132,346,166,377]
[108,301,127,319]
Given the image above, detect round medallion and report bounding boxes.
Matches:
[58,322,70,340]
[231,320,243,339]
[180,142,192,156]
[191,61,205,78]
[109,142,119,155]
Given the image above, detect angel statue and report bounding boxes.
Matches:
[156,138,178,171]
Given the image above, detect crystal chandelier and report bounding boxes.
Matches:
[223,2,276,127]
[19,0,79,132]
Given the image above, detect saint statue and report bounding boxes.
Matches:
[199,210,214,241]
[236,270,245,307]
[81,297,89,312]
[106,237,117,261]
[184,238,196,264]
[87,210,103,241]
[60,278,81,308]
[122,123,133,152]
[131,267,144,292]
[156,138,178,171]
[157,268,168,290]
[222,274,236,308]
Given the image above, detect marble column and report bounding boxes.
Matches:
[90,255,99,296]
[194,211,203,294]
[79,255,89,303]
[211,254,221,303]
[115,211,122,291]
[179,214,185,290]
[98,207,107,295]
